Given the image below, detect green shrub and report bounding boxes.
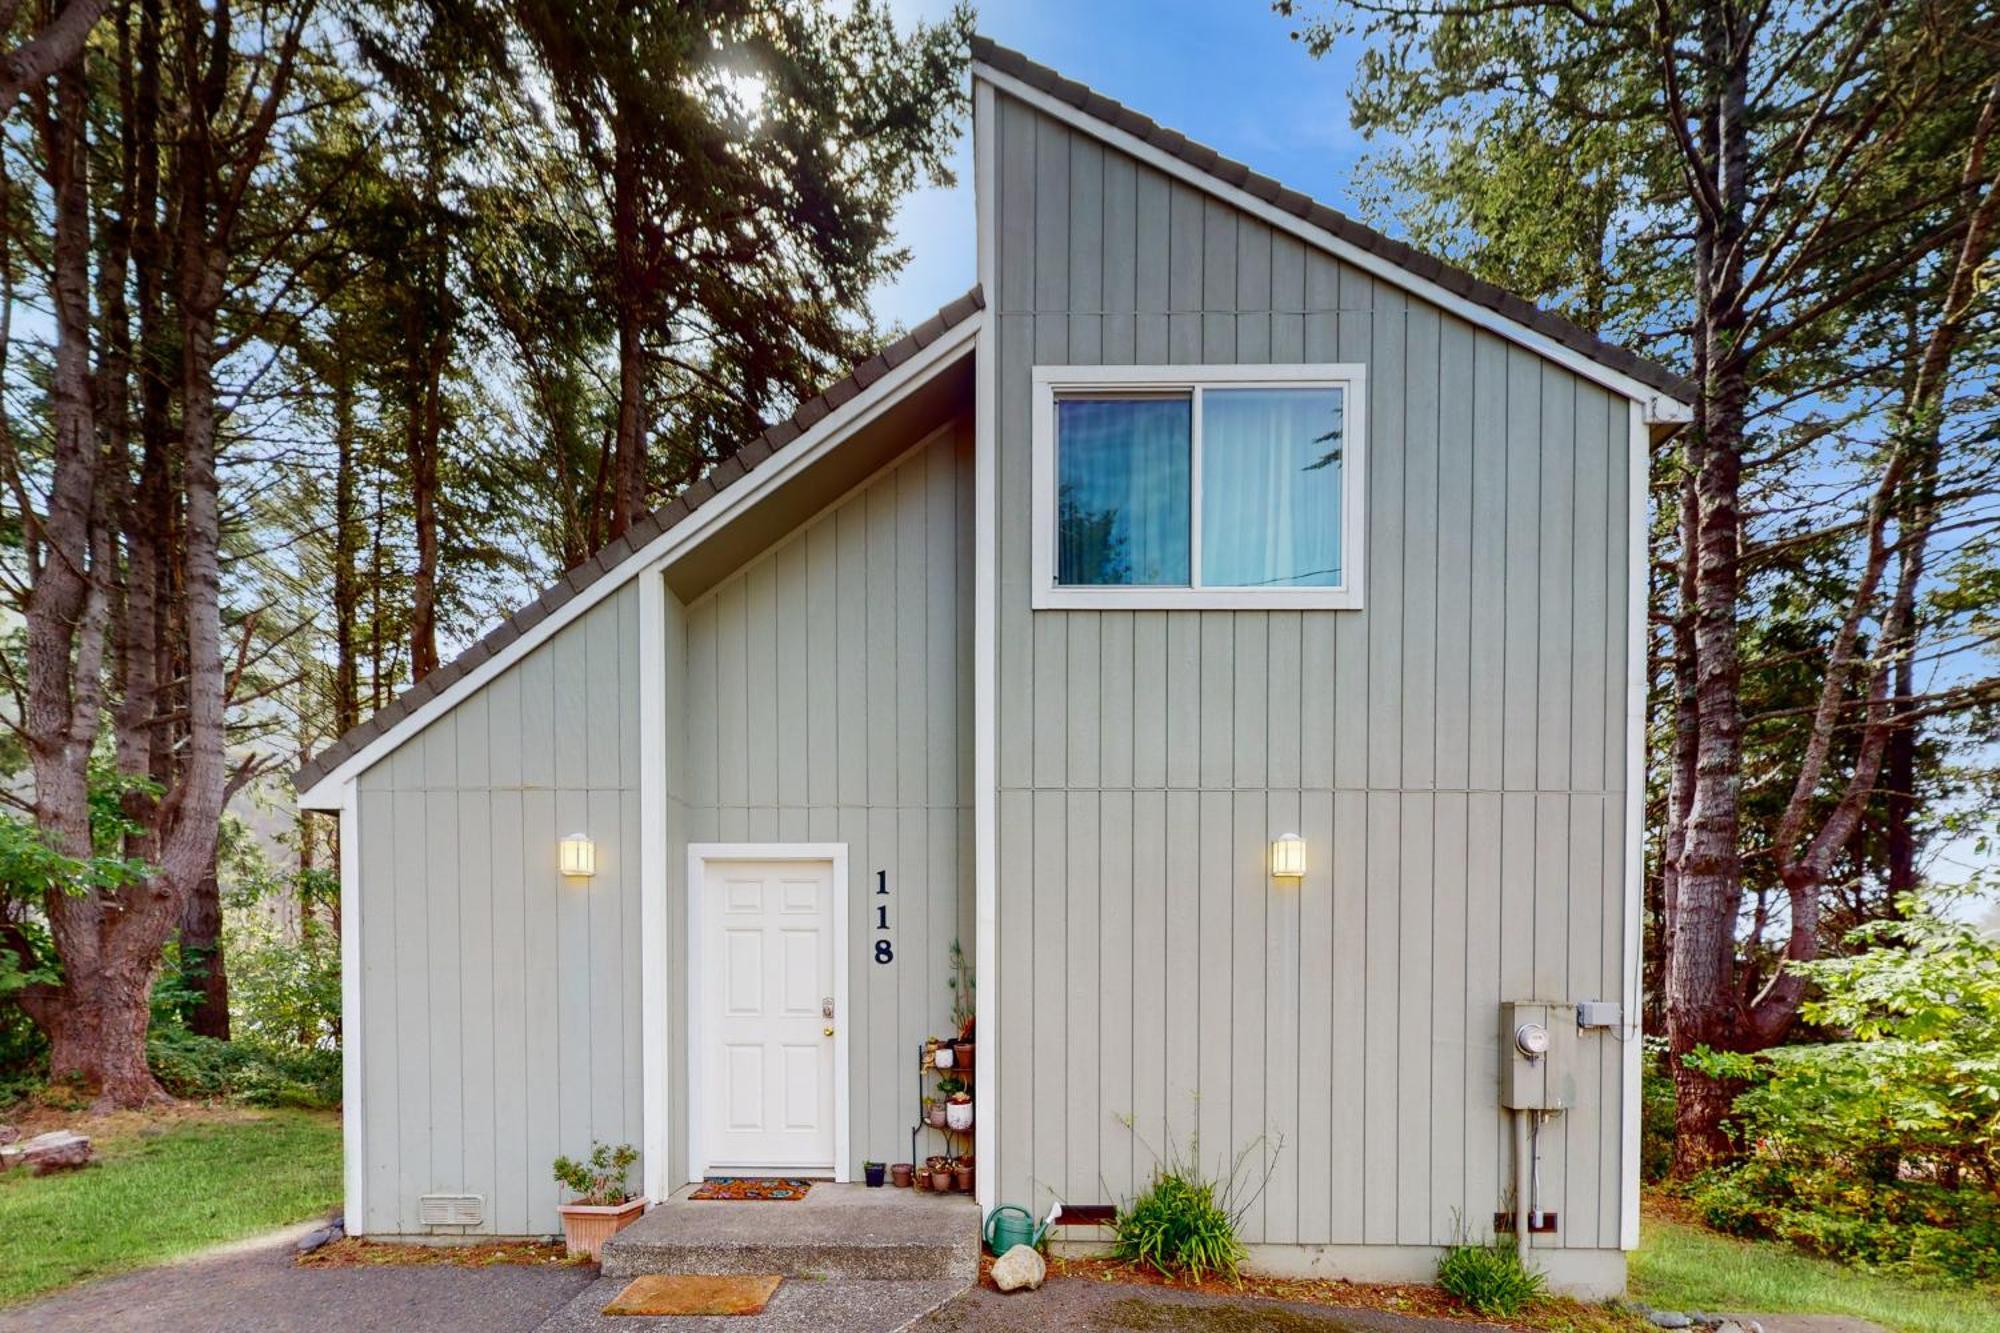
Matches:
[1685,906,2000,1286]
[147,1027,340,1109]
[1113,1130,1274,1283]
[1641,1038,1676,1184]
[553,1141,639,1205]
[1436,1234,1546,1317]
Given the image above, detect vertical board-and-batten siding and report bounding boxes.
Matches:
[679,419,976,1171]
[990,89,1633,1252]
[356,579,648,1237]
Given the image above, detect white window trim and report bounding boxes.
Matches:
[1030,363,1367,610]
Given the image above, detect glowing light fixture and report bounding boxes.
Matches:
[559,833,596,878]
[1270,833,1306,881]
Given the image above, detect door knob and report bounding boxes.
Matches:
[823,1026,835,1037]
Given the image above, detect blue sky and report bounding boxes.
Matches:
[872,1,1375,331]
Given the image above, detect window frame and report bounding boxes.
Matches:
[1030,363,1368,610]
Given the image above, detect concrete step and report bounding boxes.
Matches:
[536,1275,966,1332]
[600,1185,980,1284]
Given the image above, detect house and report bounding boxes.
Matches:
[295,36,1689,1297]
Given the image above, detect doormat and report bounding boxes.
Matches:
[602,1274,782,1316]
[688,1177,814,1201]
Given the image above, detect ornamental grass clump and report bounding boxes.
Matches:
[1436,1226,1546,1317]
[1112,1127,1277,1284]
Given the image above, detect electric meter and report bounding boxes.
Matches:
[1514,1022,1551,1059]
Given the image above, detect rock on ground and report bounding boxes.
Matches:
[0,1129,92,1174]
[989,1244,1046,1293]
[0,1123,19,1146]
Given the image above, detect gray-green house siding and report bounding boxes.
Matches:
[986,87,1635,1255]
[355,580,649,1237]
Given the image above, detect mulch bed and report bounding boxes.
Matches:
[979,1254,1647,1332]
[298,1238,591,1270]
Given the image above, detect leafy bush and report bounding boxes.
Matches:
[1113,1130,1275,1283]
[1641,1037,1676,1184]
[227,913,341,1051]
[1436,1232,1546,1316]
[553,1141,639,1206]
[1685,906,2000,1285]
[147,1027,341,1109]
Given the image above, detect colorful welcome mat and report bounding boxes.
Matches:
[688,1177,814,1201]
[603,1274,782,1316]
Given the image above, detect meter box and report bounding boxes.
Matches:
[1501,1000,1576,1111]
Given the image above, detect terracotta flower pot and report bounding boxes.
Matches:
[557,1197,646,1260]
[890,1163,913,1188]
[929,1168,954,1191]
[913,1165,930,1191]
[952,1164,973,1193]
[954,1041,974,1072]
[927,1103,948,1129]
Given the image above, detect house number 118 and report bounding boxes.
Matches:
[874,870,893,964]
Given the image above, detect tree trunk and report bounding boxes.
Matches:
[1667,1,1752,1177]
[179,857,228,1039]
[331,352,360,732]
[608,104,646,543]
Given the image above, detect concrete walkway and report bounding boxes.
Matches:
[0,1222,595,1333]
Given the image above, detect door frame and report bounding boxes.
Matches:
[685,842,850,1184]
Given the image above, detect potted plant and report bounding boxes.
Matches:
[891,1162,913,1188]
[933,1042,954,1069]
[946,1091,973,1132]
[552,1141,644,1260]
[947,939,975,1071]
[926,1097,947,1129]
[927,1155,954,1192]
[864,1160,886,1187]
[952,1156,974,1193]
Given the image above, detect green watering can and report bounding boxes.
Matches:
[984,1202,1060,1255]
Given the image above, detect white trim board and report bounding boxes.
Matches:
[1028,363,1367,611]
[338,781,364,1233]
[970,74,999,1219]
[638,568,668,1207]
[974,62,1691,424]
[684,843,852,1184]
[1619,400,1650,1250]
[296,315,981,810]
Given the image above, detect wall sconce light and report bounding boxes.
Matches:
[559,833,596,878]
[1270,833,1306,881]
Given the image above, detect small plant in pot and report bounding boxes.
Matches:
[552,1141,644,1260]
[946,1091,973,1132]
[891,1162,914,1187]
[947,939,975,1071]
[864,1160,886,1187]
[927,1154,954,1192]
[952,1156,974,1193]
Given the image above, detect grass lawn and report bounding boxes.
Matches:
[0,1107,341,1307]
[1632,1207,2000,1333]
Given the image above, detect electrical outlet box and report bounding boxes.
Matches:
[1501,1000,1575,1110]
[1576,1000,1623,1030]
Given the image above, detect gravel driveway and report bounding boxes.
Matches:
[0,1222,596,1333]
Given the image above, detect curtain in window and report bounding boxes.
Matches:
[1056,397,1191,585]
[1199,387,1343,588]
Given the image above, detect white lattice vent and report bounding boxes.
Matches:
[419,1193,484,1226]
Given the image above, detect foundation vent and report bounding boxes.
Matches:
[419,1193,484,1227]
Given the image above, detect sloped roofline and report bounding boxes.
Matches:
[970,35,1692,414]
[294,286,985,804]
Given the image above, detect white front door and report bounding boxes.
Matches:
[697,858,837,1175]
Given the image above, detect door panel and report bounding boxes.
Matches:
[700,859,836,1173]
